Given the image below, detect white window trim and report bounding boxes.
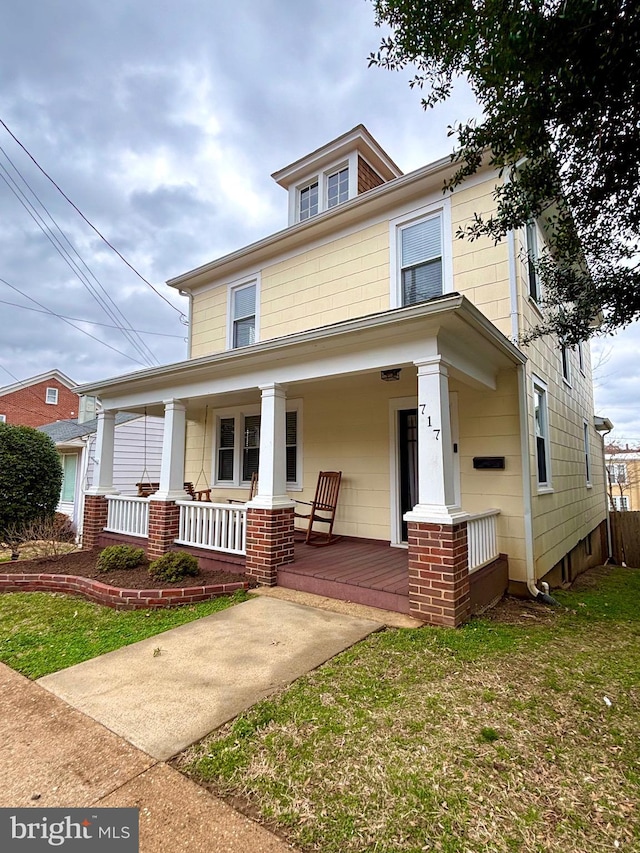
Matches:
[289,151,359,224]
[578,342,586,375]
[60,452,78,504]
[532,374,552,492]
[389,200,452,309]
[226,274,261,350]
[561,344,572,387]
[612,495,629,511]
[583,420,592,486]
[212,400,302,490]
[0,414,6,423]
[46,386,59,405]
[525,221,542,304]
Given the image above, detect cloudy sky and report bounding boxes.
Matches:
[0,0,637,442]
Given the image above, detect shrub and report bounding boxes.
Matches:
[149,551,199,583]
[0,424,62,547]
[97,545,146,573]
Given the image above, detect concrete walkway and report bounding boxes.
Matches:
[38,596,382,760]
[1,596,384,851]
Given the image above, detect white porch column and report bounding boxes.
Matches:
[404,357,468,525]
[153,399,190,501]
[250,383,295,510]
[85,410,117,495]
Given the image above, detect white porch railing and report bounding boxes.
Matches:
[105,495,149,538]
[467,509,500,572]
[175,501,247,556]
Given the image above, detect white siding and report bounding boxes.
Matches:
[85,416,164,495]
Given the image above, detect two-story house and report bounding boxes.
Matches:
[76,126,610,625]
[0,370,79,427]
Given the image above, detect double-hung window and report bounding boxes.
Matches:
[46,387,59,405]
[525,221,541,302]
[583,421,591,484]
[216,408,300,488]
[231,282,256,348]
[561,345,571,385]
[607,462,627,485]
[612,495,629,511]
[400,214,443,306]
[533,378,551,488]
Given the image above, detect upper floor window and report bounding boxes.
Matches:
[327,167,349,209]
[533,378,551,489]
[299,181,319,221]
[607,462,627,484]
[525,221,541,302]
[577,342,585,374]
[561,345,571,385]
[400,214,443,307]
[231,282,256,348]
[583,421,591,484]
[46,387,59,405]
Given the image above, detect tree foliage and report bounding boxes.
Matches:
[369,0,640,343]
[0,423,62,543]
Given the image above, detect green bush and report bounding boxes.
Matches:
[149,551,199,583]
[0,424,62,546]
[97,545,146,573]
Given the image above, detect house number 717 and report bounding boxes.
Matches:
[419,406,440,439]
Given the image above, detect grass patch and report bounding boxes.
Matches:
[177,566,640,853]
[0,589,249,678]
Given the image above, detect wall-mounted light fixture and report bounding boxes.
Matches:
[380,368,401,382]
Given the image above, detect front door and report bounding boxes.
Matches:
[398,409,418,542]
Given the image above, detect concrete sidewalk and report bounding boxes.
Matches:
[0,663,297,852]
[1,596,384,851]
[37,596,382,759]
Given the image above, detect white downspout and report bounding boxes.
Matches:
[179,289,193,357]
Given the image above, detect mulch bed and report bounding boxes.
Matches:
[2,548,251,590]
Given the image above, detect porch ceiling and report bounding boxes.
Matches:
[76,295,525,412]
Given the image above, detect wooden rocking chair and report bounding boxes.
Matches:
[227,471,258,504]
[294,471,342,546]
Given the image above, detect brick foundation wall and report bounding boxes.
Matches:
[246,506,294,586]
[407,521,471,627]
[0,378,79,427]
[82,494,109,550]
[147,501,181,560]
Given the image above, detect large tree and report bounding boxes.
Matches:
[0,423,62,545]
[369,0,640,343]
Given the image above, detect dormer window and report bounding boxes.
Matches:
[327,167,349,208]
[299,181,319,221]
[273,125,403,227]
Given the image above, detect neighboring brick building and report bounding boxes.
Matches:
[0,370,79,428]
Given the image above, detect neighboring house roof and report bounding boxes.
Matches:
[0,369,77,398]
[39,413,138,444]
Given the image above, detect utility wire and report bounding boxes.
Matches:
[0,162,157,367]
[0,277,148,368]
[0,117,185,318]
[0,141,159,366]
[0,298,185,338]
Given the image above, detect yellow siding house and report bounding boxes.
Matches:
[77,126,610,625]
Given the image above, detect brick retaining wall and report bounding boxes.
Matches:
[0,572,250,610]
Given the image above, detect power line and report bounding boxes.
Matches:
[0,142,159,366]
[0,299,186,338]
[0,117,185,318]
[0,277,148,368]
[0,159,158,367]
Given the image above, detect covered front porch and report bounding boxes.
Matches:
[79,296,525,626]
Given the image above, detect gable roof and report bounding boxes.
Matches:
[38,412,138,443]
[0,370,77,398]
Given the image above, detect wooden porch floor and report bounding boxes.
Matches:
[279,538,410,614]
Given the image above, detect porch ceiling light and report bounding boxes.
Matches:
[380,368,401,382]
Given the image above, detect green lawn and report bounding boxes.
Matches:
[0,589,249,678]
[177,566,640,853]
